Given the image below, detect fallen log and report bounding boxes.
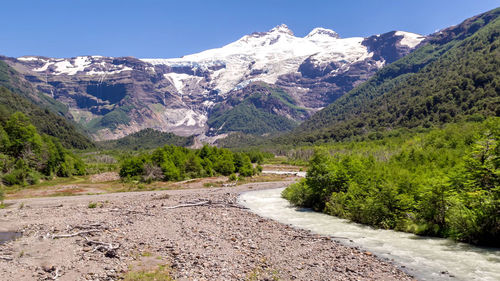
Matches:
[108,208,153,216]
[292,234,349,240]
[163,200,249,210]
[51,229,100,239]
[163,201,210,209]
[85,237,120,252]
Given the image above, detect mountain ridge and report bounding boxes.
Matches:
[2,25,424,141]
[282,7,500,144]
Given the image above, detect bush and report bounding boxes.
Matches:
[282,119,500,246]
[119,158,145,179]
[256,165,263,173]
[118,144,263,183]
[238,165,255,177]
[161,160,180,181]
[214,160,235,176]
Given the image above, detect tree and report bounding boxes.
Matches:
[4,112,41,158]
[0,125,10,152]
[119,158,145,178]
[161,160,181,181]
[463,132,499,190]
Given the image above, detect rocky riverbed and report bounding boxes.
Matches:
[0,180,413,280]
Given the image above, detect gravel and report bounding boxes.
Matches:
[0,180,414,280]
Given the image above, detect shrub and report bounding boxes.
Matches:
[119,158,145,178]
[282,119,500,246]
[118,144,263,183]
[256,165,263,173]
[228,173,238,181]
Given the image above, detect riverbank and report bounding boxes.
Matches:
[0,180,413,280]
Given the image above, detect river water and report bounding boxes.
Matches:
[238,187,500,281]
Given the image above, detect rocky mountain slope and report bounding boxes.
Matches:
[1,25,424,140]
[281,8,500,144]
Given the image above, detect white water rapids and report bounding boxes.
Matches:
[238,187,500,281]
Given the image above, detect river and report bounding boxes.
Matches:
[238,187,500,281]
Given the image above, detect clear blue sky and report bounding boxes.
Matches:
[1,0,498,58]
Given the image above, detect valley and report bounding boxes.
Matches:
[2,25,423,140]
[0,3,499,281]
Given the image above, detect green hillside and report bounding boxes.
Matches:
[0,87,93,149]
[207,83,307,135]
[0,59,70,116]
[0,111,86,187]
[98,128,194,150]
[285,8,500,144]
[208,103,298,135]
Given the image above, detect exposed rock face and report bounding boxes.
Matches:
[2,25,425,140]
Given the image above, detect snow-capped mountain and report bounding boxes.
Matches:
[2,25,425,140]
[142,24,422,97]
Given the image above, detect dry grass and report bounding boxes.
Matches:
[4,166,300,200]
[122,264,174,281]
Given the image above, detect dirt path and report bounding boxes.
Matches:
[0,180,413,280]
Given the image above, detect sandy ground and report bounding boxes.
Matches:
[0,179,413,281]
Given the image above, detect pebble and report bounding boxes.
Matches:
[0,181,414,281]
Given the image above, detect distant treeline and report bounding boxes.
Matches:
[98,128,194,150]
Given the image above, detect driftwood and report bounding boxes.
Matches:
[108,208,153,216]
[51,268,61,280]
[85,237,120,257]
[73,223,104,230]
[211,202,249,210]
[163,200,248,210]
[292,234,349,240]
[0,255,13,261]
[163,200,210,209]
[51,229,100,239]
[222,179,238,187]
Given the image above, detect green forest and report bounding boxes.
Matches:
[207,83,307,135]
[282,119,499,246]
[98,128,195,150]
[119,144,266,182]
[0,86,93,149]
[0,112,85,188]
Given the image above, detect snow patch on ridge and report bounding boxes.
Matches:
[161,108,207,128]
[395,31,425,48]
[32,56,133,76]
[164,73,192,94]
[86,66,132,76]
[17,56,42,62]
[306,27,340,40]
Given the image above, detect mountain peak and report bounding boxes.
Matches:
[268,24,294,36]
[305,27,339,39]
